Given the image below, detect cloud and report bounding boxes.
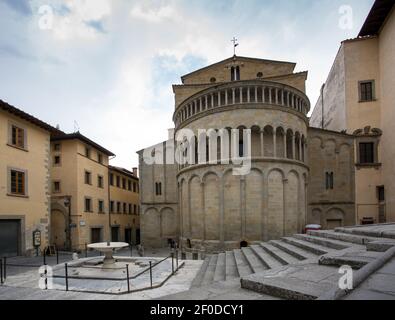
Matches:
[85,19,106,33]
[130,1,176,23]
[3,0,32,16]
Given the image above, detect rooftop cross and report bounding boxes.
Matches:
[231,37,239,56]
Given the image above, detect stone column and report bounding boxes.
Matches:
[275,88,279,105]
[225,90,228,105]
[260,129,265,157]
[273,129,277,158]
[204,96,208,111]
[240,87,243,103]
[219,174,225,247]
[247,87,251,103]
[232,88,236,104]
[283,132,287,159]
[269,88,272,104]
[241,176,246,240]
[298,136,302,161]
[283,178,288,236]
[211,94,214,108]
[201,182,206,241]
[262,87,266,103]
[263,172,269,241]
[292,134,296,159]
[218,91,221,106]
[255,86,258,103]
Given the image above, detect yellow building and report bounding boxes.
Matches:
[50,132,115,251]
[310,0,395,224]
[0,100,61,256]
[109,166,140,245]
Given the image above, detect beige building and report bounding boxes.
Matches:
[310,0,395,224]
[109,166,140,245]
[50,132,115,251]
[139,54,357,253]
[0,100,61,256]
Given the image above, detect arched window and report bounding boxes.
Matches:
[231,66,240,81]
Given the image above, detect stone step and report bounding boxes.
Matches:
[269,240,317,260]
[250,245,283,270]
[335,224,395,239]
[213,253,226,282]
[307,230,380,245]
[241,247,267,274]
[293,234,350,250]
[260,242,300,265]
[201,254,218,286]
[225,251,239,280]
[191,257,210,288]
[241,263,338,300]
[281,237,331,255]
[319,254,376,269]
[233,249,254,277]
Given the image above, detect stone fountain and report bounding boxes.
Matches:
[87,242,129,268]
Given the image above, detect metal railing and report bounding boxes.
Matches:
[1,247,183,295]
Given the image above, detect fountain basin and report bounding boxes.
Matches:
[87,242,129,268]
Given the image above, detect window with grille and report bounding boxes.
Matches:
[359,142,374,164]
[85,198,92,212]
[98,200,104,213]
[359,81,374,102]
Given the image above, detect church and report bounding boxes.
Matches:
[138,54,356,254]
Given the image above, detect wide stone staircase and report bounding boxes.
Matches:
[182,225,395,300]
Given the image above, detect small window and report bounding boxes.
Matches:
[116,176,120,187]
[231,66,240,81]
[128,180,132,191]
[134,205,137,215]
[325,172,334,190]
[128,204,132,215]
[98,175,104,188]
[98,200,104,213]
[123,203,127,214]
[210,77,216,83]
[133,182,137,193]
[98,153,103,164]
[122,178,126,189]
[85,198,92,212]
[359,81,374,102]
[54,155,61,166]
[84,171,92,185]
[11,125,25,149]
[155,182,162,196]
[359,142,374,164]
[377,186,385,202]
[110,201,114,213]
[257,72,263,78]
[53,181,61,193]
[54,143,61,151]
[10,170,25,195]
[110,173,114,186]
[85,147,91,158]
[117,201,121,213]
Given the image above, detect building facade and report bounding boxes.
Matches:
[310,1,395,224]
[0,100,61,257]
[109,166,140,245]
[139,55,357,253]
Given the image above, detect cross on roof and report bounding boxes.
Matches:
[231,37,239,56]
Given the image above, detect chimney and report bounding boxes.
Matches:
[132,167,138,177]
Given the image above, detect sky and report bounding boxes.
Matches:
[0,0,375,169]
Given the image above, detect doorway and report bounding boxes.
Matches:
[125,228,132,244]
[111,227,120,242]
[0,220,20,257]
[136,229,141,245]
[91,228,102,243]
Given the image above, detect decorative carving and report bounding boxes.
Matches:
[353,127,382,137]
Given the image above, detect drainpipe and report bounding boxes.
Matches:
[108,156,116,242]
[321,83,325,129]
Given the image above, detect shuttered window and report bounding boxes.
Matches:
[359,142,374,164]
[11,170,25,195]
[11,125,25,148]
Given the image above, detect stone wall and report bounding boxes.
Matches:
[307,127,356,228]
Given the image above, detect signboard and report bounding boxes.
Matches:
[33,230,41,247]
[69,223,77,228]
[79,220,86,227]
